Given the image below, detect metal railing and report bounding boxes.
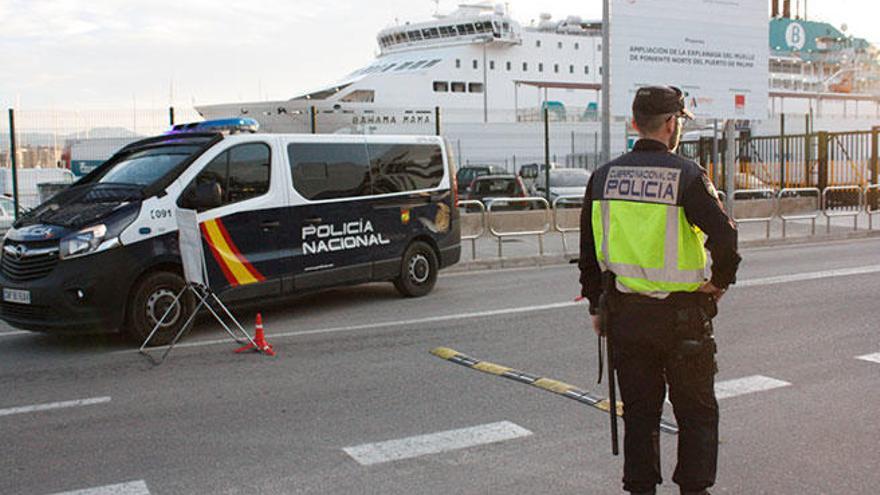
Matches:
[486,197,551,258]
[777,187,821,237]
[866,184,880,230]
[453,183,880,260]
[822,185,863,233]
[732,189,777,239]
[456,200,486,260]
[552,195,583,255]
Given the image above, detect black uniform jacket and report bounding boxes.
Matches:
[578,139,741,314]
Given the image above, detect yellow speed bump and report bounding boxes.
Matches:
[429,346,677,435]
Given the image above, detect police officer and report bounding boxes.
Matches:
[579,86,740,495]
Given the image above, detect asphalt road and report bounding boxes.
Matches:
[1,237,879,494]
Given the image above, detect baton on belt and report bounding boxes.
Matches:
[598,271,619,456]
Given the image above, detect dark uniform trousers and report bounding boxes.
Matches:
[610,293,719,493]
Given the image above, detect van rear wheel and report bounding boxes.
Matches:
[394,241,438,298]
[124,271,193,346]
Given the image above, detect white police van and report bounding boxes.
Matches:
[0,119,461,344]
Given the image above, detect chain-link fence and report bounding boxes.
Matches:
[2,103,877,218]
[678,124,880,192]
[1,107,203,211]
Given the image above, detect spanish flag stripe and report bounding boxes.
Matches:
[213,218,266,282]
[200,223,239,287]
[202,219,261,286]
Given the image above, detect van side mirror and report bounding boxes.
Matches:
[183,181,223,210]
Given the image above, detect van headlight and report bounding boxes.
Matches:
[60,224,121,259]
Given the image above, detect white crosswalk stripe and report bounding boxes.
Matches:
[48,480,150,495]
[343,421,532,466]
[714,375,791,400]
[0,397,111,417]
[856,352,880,364]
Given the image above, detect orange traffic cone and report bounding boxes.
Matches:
[235,313,275,356]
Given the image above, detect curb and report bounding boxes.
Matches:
[445,229,880,273]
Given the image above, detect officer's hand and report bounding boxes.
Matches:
[698,281,725,302]
[591,314,602,336]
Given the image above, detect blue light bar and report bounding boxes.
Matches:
[168,117,260,135]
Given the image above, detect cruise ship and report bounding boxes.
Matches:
[197,2,880,167]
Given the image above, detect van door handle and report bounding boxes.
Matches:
[304,217,322,224]
[260,220,281,231]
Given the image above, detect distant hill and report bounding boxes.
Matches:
[1,127,145,149]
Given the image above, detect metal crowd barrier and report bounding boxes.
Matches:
[822,185,863,234]
[732,189,777,239]
[456,200,486,260]
[486,197,551,258]
[552,195,584,255]
[455,184,879,260]
[865,184,880,230]
[777,187,821,238]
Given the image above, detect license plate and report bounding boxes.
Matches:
[3,288,31,305]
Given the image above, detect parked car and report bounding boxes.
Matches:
[456,164,506,196]
[534,168,591,206]
[465,174,530,211]
[518,162,556,194]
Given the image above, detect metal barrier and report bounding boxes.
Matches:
[777,187,821,238]
[486,197,551,258]
[552,195,583,255]
[456,200,486,260]
[732,189,777,239]
[866,184,880,230]
[822,185,863,233]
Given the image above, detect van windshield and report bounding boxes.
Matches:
[97,145,204,187]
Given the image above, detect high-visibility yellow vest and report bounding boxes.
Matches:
[591,163,707,297]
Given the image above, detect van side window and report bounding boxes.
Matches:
[368,144,444,194]
[182,142,271,210]
[289,143,371,200]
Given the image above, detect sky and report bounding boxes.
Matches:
[1,0,877,111]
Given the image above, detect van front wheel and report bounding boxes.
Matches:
[394,241,438,297]
[124,271,193,346]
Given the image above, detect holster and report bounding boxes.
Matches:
[673,295,718,373]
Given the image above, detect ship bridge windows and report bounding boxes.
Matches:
[340,90,375,103]
[382,64,397,72]
[395,61,415,71]
[410,60,428,70]
[468,83,484,93]
[451,82,466,93]
[433,81,449,92]
[382,20,507,50]
[422,59,442,69]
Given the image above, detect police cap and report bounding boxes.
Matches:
[632,86,694,120]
